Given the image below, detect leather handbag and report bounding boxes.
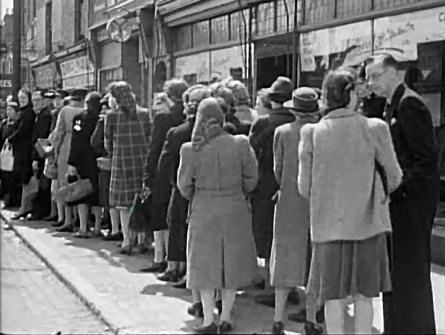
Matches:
[96,156,111,171]
[55,176,94,203]
[43,156,58,179]
[0,140,14,171]
[35,138,54,159]
[129,190,152,233]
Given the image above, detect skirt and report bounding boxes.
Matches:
[98,170,111,208]
[307,233,391,306]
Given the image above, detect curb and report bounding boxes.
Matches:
[3,215,121,335]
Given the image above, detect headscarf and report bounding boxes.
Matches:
[191,97,225,151]
[108,81,137,118]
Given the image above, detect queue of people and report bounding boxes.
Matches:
[0,53,439,335]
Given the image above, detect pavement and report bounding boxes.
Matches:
[1,208,445,334]
[1,228,112,335]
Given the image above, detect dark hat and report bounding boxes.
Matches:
[69,88,88,101]
[267,76,293,103]
[284,87,319,113]
[55,89,69,98]
[44,90,57,99]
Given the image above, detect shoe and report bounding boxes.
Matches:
[43,214,58,222]
[272,321,285,335]
[11,210,31,220]
[119,245,133,255]
[140,262,167,273]
[170,277,187,289]
[193,323,217,334]
[57,224,74,233]
[51,220,64,227]
[288,308,325,324]
[158,270,181,282]
[219,321,233,333]
[215,300,222,315]
[187,302,203,318]
[104,232,123,241]
[255,293,275,308]
[134,245,149,254]
[73,231,91,239]
[304,322,323,335]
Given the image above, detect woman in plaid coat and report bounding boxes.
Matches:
[105,81,151,254]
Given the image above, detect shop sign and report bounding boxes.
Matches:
[300,21,372,71]
[374,6,445,60]
[175,52,210,84]
[60,55,95,89]
[210,45,253,82]
[0,79,12,87]
[33,63,58,88]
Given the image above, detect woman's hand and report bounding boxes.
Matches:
[67,165,77,176]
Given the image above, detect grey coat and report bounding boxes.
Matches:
[270,119,313,288]
[178,134,259,290]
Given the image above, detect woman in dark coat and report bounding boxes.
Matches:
[67,92,102,238]
[9,89,35,219]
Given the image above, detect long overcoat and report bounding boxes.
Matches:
[382,84,439,335]
[105,109,151,208]
[270,119,312,288]
[248,107,295,258]
[178,134,259,290]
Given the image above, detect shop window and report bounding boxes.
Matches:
[373,0,421,10]
[254,2,275,36]
[45,1,52,54]
[276,0,296,33]
[211,15,230,45]
[304,0,335,24]
[174,25,192,52]
[336,0,371,18]
[193,21,210,48]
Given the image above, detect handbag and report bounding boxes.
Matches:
[55,176,94,203]
[129,190,152,233]
[96,156,111,171]
[23,175,39,200]
[35,138,54,159]
[0,140,14,171]
[43,156,58,179]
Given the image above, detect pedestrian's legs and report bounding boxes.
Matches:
[92,206,102,233]
[200,289,215,326]
[325,298,346,334]
[274,288,290,322]
[59,205,73,228]
[154,230,168,263]
[56,200,65,221]
[220,289,236,323]
[109,207,120,235]
[77,204,89,233]
[119,208,131,247]
[353,294,373,334]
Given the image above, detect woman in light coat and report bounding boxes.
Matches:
[177,97,258,334]
[298,70,403,334]
[270,87,320,335]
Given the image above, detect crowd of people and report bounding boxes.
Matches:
[0,53,439,335]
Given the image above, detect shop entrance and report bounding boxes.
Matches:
[256,54,292,90]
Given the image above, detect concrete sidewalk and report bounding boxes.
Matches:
[3,208,444,334]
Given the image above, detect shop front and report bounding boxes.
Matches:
[32,62,61,90]
[59,54,95,90]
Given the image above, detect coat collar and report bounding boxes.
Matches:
[322,108,356,120]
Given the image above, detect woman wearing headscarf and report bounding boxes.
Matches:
[52,89,87,232]
[9,89,35,219]
[177,97,259,333]
[105,81,151,254]
[67,91,102,238]
[298,70,403,334]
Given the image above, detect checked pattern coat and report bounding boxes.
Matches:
[105,109,151,207]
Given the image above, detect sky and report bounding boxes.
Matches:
[1,0,13,22]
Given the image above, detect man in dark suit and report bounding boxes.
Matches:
[249,77,295,305]
[141,79,188,273]
[367,54,438,335]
